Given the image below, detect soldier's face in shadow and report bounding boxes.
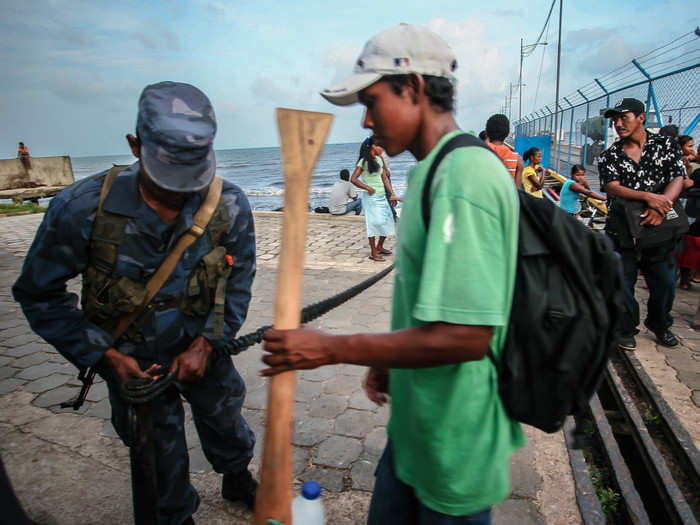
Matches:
[127,133,192,211]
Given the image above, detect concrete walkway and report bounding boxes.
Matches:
[6,210,696,524]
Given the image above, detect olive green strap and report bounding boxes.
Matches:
[111,176,224,340]
[97,165,129,216]
[90,165,130,275]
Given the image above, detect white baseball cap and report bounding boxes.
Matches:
[321,24,458,106]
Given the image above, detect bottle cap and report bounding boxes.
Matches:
[302,481,321,500]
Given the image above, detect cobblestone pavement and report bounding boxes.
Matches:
[0,211,604,524]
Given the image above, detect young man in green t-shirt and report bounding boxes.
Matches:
[262,24,524,524]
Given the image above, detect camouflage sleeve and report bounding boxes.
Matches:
[11,181,115,369]
[200,186,256,349]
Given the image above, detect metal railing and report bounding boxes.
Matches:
[514,28,700,183]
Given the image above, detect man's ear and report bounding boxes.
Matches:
[126,134,141,158]
[407,73,425,105]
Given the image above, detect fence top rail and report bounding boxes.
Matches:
[515,28,700,126]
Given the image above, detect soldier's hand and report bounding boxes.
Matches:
[103,348,160,385]
[645,193,672,215]
[171,336,213,382]
[364,367,389,406]
[261,327,334,376]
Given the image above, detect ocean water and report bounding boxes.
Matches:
[70,143,416,211]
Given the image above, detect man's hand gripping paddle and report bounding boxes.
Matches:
[254,108,333,525]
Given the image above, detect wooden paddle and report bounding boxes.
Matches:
[254,108,333,525]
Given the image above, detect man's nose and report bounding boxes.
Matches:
[362,109,373,130]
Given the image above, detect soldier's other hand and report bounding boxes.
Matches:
[171,336,212,382]
[364,367,389,406]
[104,348,159,384]
[640,208,664,226]
[261,327,334,376]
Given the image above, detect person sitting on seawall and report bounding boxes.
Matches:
[485,114,524,189]
[328,168,362,215]
[522,147,546,198]
[559,164,607,215]
[351,137,398,261]
[17,141,31,170]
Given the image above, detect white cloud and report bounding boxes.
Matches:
[323,43,362,84]
[427,17,507,128]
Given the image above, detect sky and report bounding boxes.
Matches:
[1,0,698,158]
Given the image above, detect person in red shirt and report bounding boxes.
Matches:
[485,114,523,188]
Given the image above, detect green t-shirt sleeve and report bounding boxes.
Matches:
[413,150,515,327]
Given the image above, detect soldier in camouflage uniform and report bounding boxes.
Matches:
[13,82,257,525]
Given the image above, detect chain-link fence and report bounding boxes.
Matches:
[514,29,700,191]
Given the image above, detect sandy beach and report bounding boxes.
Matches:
[1,211,698,524]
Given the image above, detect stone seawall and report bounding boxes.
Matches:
[0,156,74,191]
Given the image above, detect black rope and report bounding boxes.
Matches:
[222,263,394,356]
[121,369,178,405]
[120,264,394,403]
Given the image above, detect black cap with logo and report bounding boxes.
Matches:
[604,98,645,119]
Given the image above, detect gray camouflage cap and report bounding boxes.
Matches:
[137,81,217,192]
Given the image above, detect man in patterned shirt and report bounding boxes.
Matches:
[598,98,686,351]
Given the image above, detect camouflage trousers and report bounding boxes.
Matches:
[104,353,255,525]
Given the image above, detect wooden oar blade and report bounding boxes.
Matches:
[254,108,333,525]
[276,108,334,179]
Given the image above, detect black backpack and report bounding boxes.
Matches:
[422,133,624,433]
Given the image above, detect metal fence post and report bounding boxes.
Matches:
[564,97,575,172]
[595,78,610,149]
[556,105,564,172]
[578,90,590,167]
[683,111,700,135]
[633,59,664,129]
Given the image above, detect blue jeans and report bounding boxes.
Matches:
[367,443,492,525]
[614,242,677,335]
[332,199,362,215]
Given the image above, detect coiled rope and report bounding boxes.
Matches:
[121,264,394,404]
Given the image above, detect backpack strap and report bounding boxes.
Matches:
[90,165,130,274]
[420,134,504,370]
[421,133,496,229]
[111,176,224,340]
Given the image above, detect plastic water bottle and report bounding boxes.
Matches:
[292,481,324,525]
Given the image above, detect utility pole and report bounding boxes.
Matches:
[509,82,513,122]
[519,38,523,122]
[553,0,563,150]
[519,39,548,122]
[509,82,525,123]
